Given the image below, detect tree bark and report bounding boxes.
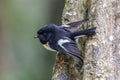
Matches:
[52,0,120,80]
[83,0,120,80]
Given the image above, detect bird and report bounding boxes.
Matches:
[34,20,96,65]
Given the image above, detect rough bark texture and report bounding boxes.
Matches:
[83,0,120,80]
[52,0,120,80]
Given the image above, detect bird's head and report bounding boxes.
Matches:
[34,24,56,44]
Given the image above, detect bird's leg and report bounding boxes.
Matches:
[59,58,69,65]
[56,53,69,65]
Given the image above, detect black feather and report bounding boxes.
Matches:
[62,19,89,32]
[55,37,83,64]
[71,27,96,38]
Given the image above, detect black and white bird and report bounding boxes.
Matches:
[35,20,96,64]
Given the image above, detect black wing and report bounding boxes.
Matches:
[61,19,89,32]
[57,37,83,64]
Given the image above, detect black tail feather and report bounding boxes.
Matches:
[71,27,96,38]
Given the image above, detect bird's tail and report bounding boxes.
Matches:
[71,27,96,38]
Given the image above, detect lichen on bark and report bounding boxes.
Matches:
[83,0,120,80]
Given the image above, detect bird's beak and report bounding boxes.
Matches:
[34,35,38,38]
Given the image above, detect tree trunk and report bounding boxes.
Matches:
[52,0,120,80]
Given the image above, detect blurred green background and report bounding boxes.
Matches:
[0,0,64,80]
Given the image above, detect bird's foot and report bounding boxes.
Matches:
[58,60,69,65]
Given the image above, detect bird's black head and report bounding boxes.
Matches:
[35,24,56,44]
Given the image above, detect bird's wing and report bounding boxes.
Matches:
[61,19,89,32]
[57,37,83,63]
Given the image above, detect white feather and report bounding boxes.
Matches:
[74,35,85,39]
[61,24,70,27]
[75,35,85,43]
[58,39,70,52]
